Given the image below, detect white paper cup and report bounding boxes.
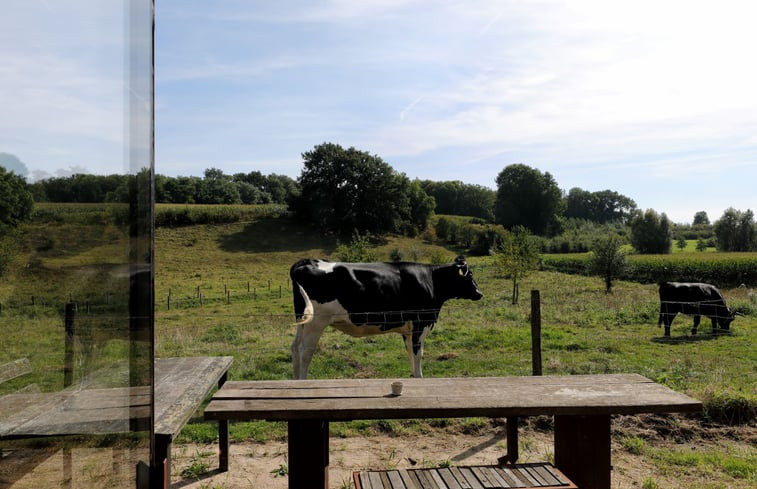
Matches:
[391,381,403,396]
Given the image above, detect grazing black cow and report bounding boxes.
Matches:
[290,255,483,379]
[658,282,737,336]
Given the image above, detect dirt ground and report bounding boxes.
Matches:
[169,417,755,489]
[2,417,753,488]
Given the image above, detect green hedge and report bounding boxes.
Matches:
[155,204,289,227]
[542,252,757,287]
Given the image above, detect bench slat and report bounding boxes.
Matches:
[438,468,462,489]
[387,470,406,489]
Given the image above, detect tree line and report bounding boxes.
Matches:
[2,142,756,254]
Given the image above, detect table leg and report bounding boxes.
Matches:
[154,433,171,488]
[288,420,329,489]
[219,419,229,471]
[554,414,611,489]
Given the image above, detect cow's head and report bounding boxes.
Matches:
[719,308,741,330]
[450,255,483,301]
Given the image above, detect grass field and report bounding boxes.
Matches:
[151,217,756,486]
[1,207,755,486]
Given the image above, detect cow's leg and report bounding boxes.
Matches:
[403,324,432,378]
[296,320,329,380]
[291,324,304,379]
[661,312,675,337]
[691,315,700,335]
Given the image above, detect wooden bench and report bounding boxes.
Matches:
[0,356,233,488]
[354,462,578,489]
[154,356,234,487]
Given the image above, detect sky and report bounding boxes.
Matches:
[2,1,756,224]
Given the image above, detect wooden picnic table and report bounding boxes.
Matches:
[204,373,701,489]
[0,356,233,488]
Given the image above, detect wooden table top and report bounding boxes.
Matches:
[0,356,233,439]
[204,374,702,422]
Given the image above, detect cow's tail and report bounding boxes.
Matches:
[292,282,314,327]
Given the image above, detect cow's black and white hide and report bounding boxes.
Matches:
[658,281,738,336]
[290,255,483,379]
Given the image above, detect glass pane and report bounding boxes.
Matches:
[0,1,153,488]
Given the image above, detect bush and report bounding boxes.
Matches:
[154,204,288,227]
[334,231,377,262]
[700,388,756,425]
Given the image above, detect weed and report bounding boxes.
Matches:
[621,436,646,455]
[270,463,288,477]
[642,478,659,489]
[181,461,209,479]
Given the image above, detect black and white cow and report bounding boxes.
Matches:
[658,281,738,336]
[290,255,483,379]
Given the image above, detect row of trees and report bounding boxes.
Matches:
[26,170,299,206]
[3,142,756,253]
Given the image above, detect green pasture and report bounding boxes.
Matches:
[1,205,755,485]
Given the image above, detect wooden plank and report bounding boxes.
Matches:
[522,465,548,486]
[407,469,426,489]
[482,467,510,488]
[457,467,484,489]
[512,466,540,487]
[532,464,560,486]
[438,468,462,489]
[358,472,373,489]
[494,467,525,488]
[543,465,570,486]
[470,467,496,488]
[380,470,393,488]
[205,374,701,422]
[429,469,448,489]
[398,469,420,489]
[154,356,233,436]
[387,470,407,489]
[0,358,32,384]
[449,467,473,489]
[367,471,383,488]
[415,468,440,489]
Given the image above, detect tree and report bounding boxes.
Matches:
[493,225,540,304]
[420,180,495,221]
[587,234,627,293]
[713,208,756,251]
[0,167,33,227]
[197,168,241,204]
[292,143,431,236]
[630,209,672,254]
[696,237,708,252]
[565,188,637,224]
[693,211,710,226]
[676,236,687,251]
[494,164,563,236]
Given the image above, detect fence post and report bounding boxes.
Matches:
[167,295,170,310]
[64,302,77,388]
[279,285,282,299]
[531,290,542,376]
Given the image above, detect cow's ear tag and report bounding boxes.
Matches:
[459,268,464,276]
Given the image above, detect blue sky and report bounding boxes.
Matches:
[2,1,756,224]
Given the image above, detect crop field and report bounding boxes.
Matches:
[1,206,755,486]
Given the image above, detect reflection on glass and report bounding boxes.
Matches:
[0,1,153,488]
